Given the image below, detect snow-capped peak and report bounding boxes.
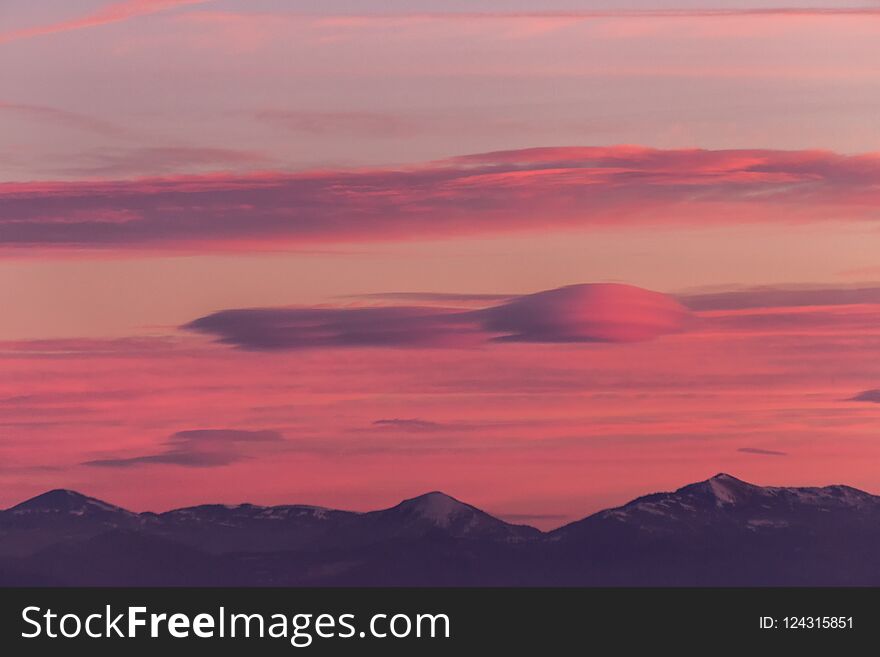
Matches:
[7,489,131,516]
[393,492,474,527]
[706,473,746,505]
[673,473,758,508]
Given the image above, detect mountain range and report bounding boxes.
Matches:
[2,474,880,586]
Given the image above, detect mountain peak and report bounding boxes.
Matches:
[394,492,472,526]
[675,473,759,507]
[8,489,131,516]
[407,490,459,502]
[373,491,540,541]
[709,472,744,483]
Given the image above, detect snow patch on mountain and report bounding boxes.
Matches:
[9,489,133,516]
[707,476,739,506]
[396,492,472,528]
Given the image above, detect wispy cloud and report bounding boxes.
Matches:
[0,101,129,138]
[738,447,788,456]
[372,418,446,431]
[346,292,515,306]
[680,285,880,311]
[0,0,213,44]
[56,146,271,177]
[367,8,880,19]
[371,418,477,433]
[183,7,880,25]
[83,428,283,468]
[4,145,880,253]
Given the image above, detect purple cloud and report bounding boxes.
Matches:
[738,447,788,457]
[849,390,880,403]
[480,283,688,343]
[3,146,880,253]
[184,306,483,350]
[83,429,283,468]
[373,418,445,431]
[183,283,689,350]
[699,306,880,334]
[680,285,880,311]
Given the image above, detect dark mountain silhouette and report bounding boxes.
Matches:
[0,489,143,558]
[544,473,880,585]
[153,502,360,554]
[362,491,540,543]
[2,474,880,586]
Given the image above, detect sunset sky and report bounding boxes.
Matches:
[2,0,880,528]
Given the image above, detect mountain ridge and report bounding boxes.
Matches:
[4,474,880,586]
[6,472,876,531]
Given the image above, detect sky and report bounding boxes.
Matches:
[1,0,880,528]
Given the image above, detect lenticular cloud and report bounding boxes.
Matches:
[481,283,689,343]
[184,283,690,350]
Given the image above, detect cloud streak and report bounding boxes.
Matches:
[680,285,880,311]
[183,283,689,350]
[0,101,129,138]
[373,418,444,430]
[185,7,880,25]
[0,0,212,44]
[3,146,880,253]
[738,447,788,457]
[848,390,880,403]
[83,429,283,468]
[347,292,515,305]
[345,9,880,19]
[58,146,271,177]
[185,306,484,350]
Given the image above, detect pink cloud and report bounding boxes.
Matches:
[175,8,880,54]
[0,0,213,44]
[3,146,880,254]
[370,9,880,19]
[186,8,880,27]
[480,284,689,344]
[679,285,880,311]
[183,283,689,350]
[697,305,880,338]
[84,428,283,468]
